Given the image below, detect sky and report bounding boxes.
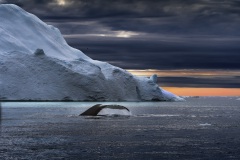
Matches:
[1,0,240,95]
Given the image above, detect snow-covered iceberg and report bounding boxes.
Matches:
[0,4,184,101]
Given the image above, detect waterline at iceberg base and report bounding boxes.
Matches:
[0,4,184,102]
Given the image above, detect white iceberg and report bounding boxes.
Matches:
[0,4,184,102]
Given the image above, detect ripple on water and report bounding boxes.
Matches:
[137,114,181,117]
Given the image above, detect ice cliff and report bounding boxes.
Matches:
[0,4,184,101]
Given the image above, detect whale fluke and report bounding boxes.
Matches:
[80,104,130,116]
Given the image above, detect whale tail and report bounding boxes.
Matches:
[80,104,130,116]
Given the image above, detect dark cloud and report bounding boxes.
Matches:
[0,0,23,6]
[3,0,240,36]
[12,0,240,35]
[158,76,240,88]
[67,35,240,70]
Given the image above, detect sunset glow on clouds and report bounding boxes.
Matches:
[128,69,240,96]
[127,69,240,78]
[162,87,240,96]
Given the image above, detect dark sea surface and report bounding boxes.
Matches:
[1,97,240,160]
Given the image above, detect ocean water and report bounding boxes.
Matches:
[1,97,240,160]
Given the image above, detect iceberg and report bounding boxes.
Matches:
[0,4,184,102]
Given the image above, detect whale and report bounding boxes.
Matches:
[80,104,131,116]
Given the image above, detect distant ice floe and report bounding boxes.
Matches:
[199,123,212,126]
[180,96,200,98]
[236,98,240,100]
[189,115,197,118]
